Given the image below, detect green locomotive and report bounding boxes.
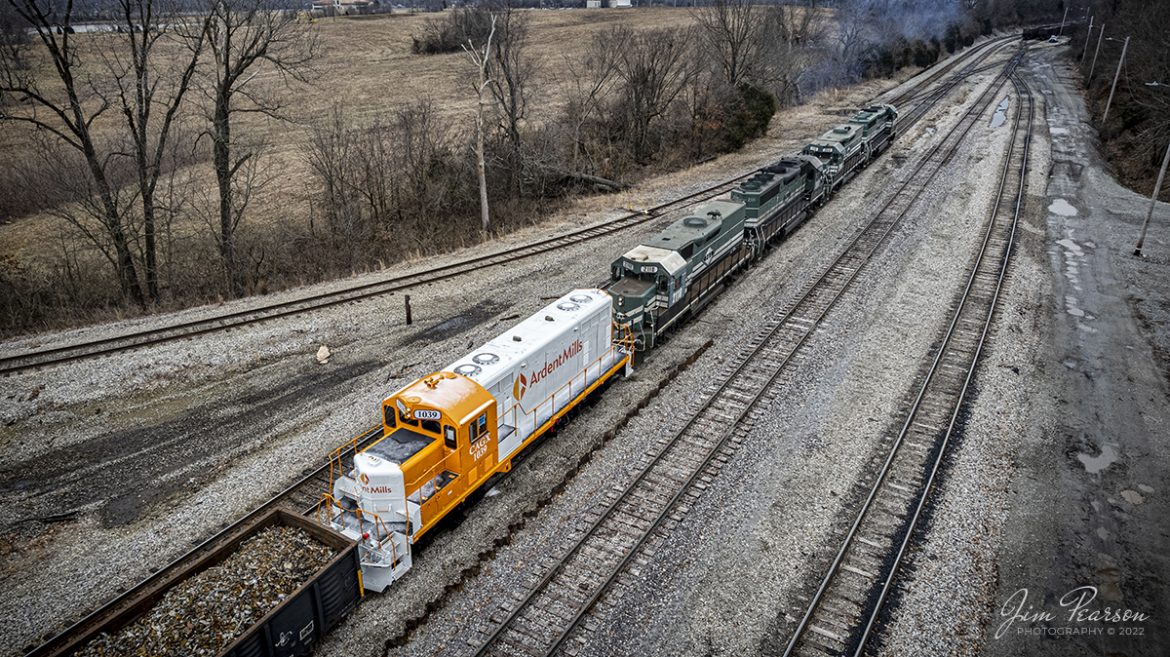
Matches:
[609,103,898,352]
[610,200,750,350]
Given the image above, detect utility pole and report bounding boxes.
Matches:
[1134,138,1170,257]
[1081,16,1093,63]
[1089,24,1105,84]
[1058,6,1069,36]
[1103,36,1130,124]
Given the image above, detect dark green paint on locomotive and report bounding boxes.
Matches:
[610,200,747,350]
[731,156,824,253]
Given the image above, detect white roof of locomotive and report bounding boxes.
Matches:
[619,245,687,276]
[443,288,611,390]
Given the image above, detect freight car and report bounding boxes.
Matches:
[49,509,361,657]
[322,289,632,591]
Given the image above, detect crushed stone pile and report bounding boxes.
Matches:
[77,525,335,657]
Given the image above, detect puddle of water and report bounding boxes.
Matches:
[1120,489,1145,505]
[990,97,1010,128]
[1056,237,1084,257]
[1049,198,1079,216]
[1078,443,1119,473]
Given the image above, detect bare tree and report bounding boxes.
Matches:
[104,0,211,302]
[834,0,875,82]
[611,26,693,164]
[0,0,147,305]
[692,0,763,88]
[305,107,363,264]
[199,0,317,297]
[756,2,825,105]
[562,29,623,171]
[463,15,495,232]
[484,3,531,189]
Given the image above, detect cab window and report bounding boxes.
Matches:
[384,405,397,428]
[444,425,457,450]
[470,413,488,443]
[421,419,441,434]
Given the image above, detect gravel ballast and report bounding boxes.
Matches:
[340,46,1020,657]
[869,44,1170,657]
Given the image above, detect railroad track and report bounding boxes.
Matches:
[22,35,1021,657]
[466,46,1025,657]
[884,35,1014,109]
[780,67,1035,657]
[2,37,1011,377]
[0,182,738,375]
[23,423,382,657]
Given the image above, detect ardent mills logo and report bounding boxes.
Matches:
[513,340,583,402]
[513,372,528,401]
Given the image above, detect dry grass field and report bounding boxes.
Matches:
[0,8,700,263]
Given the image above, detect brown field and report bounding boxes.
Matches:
[0,8,700,263]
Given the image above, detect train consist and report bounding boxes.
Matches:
[612,103,896,350]
[321,104,898,592]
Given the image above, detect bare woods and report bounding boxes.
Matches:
[0,0,1003,336]
[1,0,315,330]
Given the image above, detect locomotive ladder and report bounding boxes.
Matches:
[468,47,1026,657]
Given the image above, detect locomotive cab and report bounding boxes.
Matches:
[326,372,497,592]
[610,245,686,350]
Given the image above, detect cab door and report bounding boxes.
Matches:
[462,405,498,485]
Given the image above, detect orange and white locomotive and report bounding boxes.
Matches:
[322,289,632,591]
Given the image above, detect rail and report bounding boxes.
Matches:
[2,37,1012,377]
[469,41,1026,657]
[780,56,1034,657]
[23,34,1019,657]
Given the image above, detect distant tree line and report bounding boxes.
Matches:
[1066,0,1170,197]
[0,0,1044,335]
